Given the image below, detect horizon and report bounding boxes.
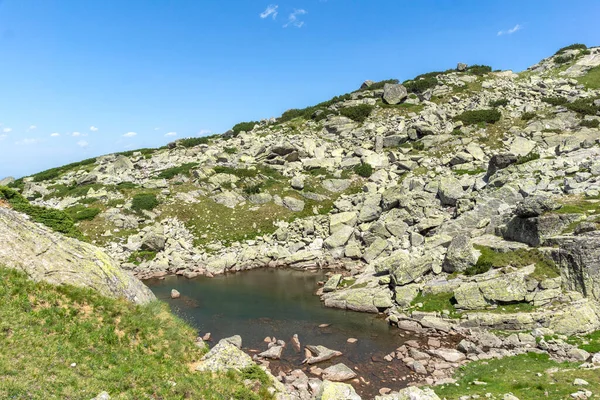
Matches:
[1,0,600,178]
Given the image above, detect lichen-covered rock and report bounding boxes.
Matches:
[515,195,561,218]
[195,337,254,372]
[323,274,342,292]
[438,176,465,206]
[0,207,155,304]
[322,287,392,313]
[321,363,357,381]
[375,386,440,399]
[442,235,480,273]
[316,380,361,400]
[382,83,408,105]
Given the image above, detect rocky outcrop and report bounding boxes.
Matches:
[0,207,155,304]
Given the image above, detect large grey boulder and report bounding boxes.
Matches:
[316,380,361,400]
[321,363,357,382]
[515,195,561,218]
[376,386,440,399]
[443,235,480,273]
[195,337,254,372]
[382,83,408,105]
[324,225,355,249]
[141,225,166,252]
[485,153,518,180]
[547,234,600,301]
[0,177,15,186]
[0,207,155,304]
[283,196,305,212]
[504,213,580,246]
[438,176,465,206]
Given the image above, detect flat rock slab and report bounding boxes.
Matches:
[258,345,284,360]
[304,345,342,364]
[321,363,357,382]
[428,348,466,363]
[195,338,254,372]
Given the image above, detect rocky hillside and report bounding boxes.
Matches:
[2,43,600,399]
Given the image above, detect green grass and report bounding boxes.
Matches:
[454,168,486,176]
[0,186,85,240]
[127,250,158,265]
[580,119,600,128]
[157,162,199,179]
[339,104,374,123]
[410,292,460,318]
[578,66,600,89]
[0,267,273,400]
[65,205,101,222]
[489,98,508,107]
[521,111,537,121]
[434,352,599,400]
[455,109,501,125]
[552,196,600,215]
[131,193,159,214]
[516,152,540,165]
[542,96,568,106]
[472,246,559,281]
[354,163,373,177]
[566,330,600,353]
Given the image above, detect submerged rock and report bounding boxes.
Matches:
[304,345,342,364]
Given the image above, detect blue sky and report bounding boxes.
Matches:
[0,0,599,178]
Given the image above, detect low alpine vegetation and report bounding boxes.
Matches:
[354,162,373,177]
[455,109,501,125]
[489,98,509,107]
[157,163,199,179]
[131,193,159,214]
[339,104,374,123]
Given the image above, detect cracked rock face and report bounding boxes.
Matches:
[0,207,155,304]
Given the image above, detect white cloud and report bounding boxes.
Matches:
[77,140,89,148]
[498,24,522,36]
[154,127,161,131]
[0,134,7,141]
[28,125,37,131]
[123,131,137,138]
[260,4,278,19]
[72,131,82,137]
[284,9,307,28]
[165,131,177,137]
[15,138,39,145]
[197,129,212,136]
[50,132,60,137]
[3,127,12,133]
[90,126,98,132]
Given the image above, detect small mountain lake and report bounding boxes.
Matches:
[145,268,424,396]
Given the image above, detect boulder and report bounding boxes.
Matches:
[0,177,15,186]
[195,338,254,372]
[383,83,408,105]
[304,345,343,364]
[321,363,357,382]
[323,179,351,193]
[438,177,465,206]
[324,225,355,249]
[486,153,518,179]
[457,63,468,72]
[442,235,480,273]
[283,196,305,212]
[504,213,580,246]
[316,380,361,400]
[0,208,155,305]
[375,386,440,399]
[515,195,561,218]
[258,345,284,360]
[141,225,166,252]
[323,274,342,292]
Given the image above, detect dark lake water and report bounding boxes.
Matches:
[145,268,422,395]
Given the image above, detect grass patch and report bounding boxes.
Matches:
[580,119,600,128]
[578,66,600,89]
[127,250,157,265]
[0,186,84,240]
[434,352,599,400]
[542,96,568,106]
[566,330,600,353]
[0,267,272,400]
[489,98,508,108]
[454,168,486,176]
[472,245,559,281]
[455,109,501,125]
[65,205,101,222]
[552,196,600,215]
[410,292,460,318]
[521,112,537,121]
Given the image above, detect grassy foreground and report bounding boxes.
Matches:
[434,352,600,400]
[0,267,272,400]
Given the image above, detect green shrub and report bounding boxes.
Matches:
[232,121,258,134]
[0,186,84,239]
[339,104,374,123]
[157,163,198,179]
[243,184,262,195]
[224,147,237,154]
[555,43,587,55]
[489,98,509,108]
[412,141,425,151]
[542,96,568,106]
[554,55,573,64]
[30,158,98,183]
[278,93,353,123]
[521,112,537,121]
[466,65,492,75]
[115,148,156,157]
[131,193,159,213]
[455,109,501,125]
[361,79,399,91]
[179,137,210,148]
[404,76,438,94]
[516,152,540,165]
[66,205,101,222]
[354,163,373,178]
[566,99,600,116]
[581,119,600,128]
